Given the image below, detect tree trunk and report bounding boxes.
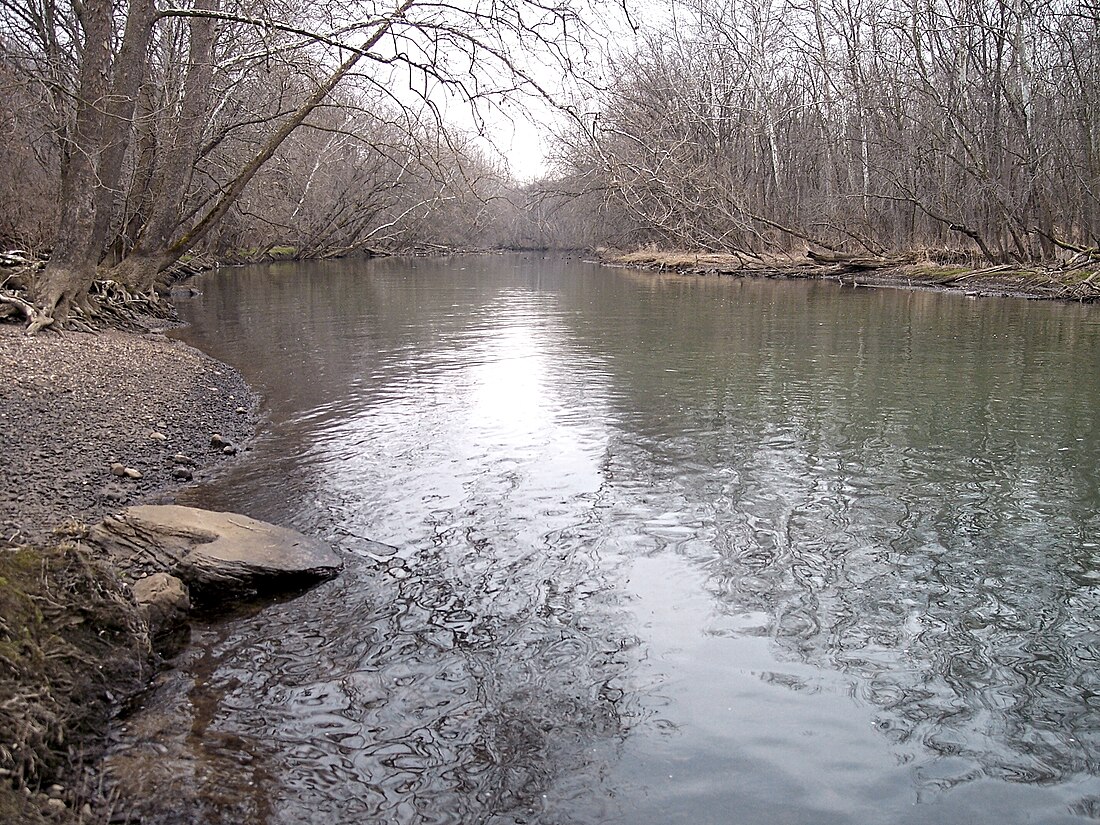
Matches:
[111,0,218,291]
[113,0,418,286]
[89,0,159,262]
[32,0,114,327]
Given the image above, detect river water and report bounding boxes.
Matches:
[159,254,1100,823]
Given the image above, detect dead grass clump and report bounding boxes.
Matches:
[0,542,151,819]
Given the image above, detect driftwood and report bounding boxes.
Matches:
[806,250,910,270]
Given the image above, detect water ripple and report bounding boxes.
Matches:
[142,256,1100,824]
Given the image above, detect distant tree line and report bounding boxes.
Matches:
[547,0,1100,264]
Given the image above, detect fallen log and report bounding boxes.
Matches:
[806,250,908,270]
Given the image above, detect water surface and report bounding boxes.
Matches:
[161,255,1100,823]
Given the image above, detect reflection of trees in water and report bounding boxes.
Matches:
[181,518,636,824]
[174,258,1100,815]
[565,274,1100,796]
[631,408,1100,791]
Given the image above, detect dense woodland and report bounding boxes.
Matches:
[0,0,1098,327]
[550,0,1100,264]
[0,0,596,328]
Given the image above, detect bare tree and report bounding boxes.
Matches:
[551,0,1100,264]
[0,0,612,328]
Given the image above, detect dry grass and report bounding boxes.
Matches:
[0,540,151,823]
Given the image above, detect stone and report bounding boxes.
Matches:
[46,784,64,799]
[111,462,126,477]
[45,798,66,812]
[171,453,197,466]
[132,573,190,654]
[123,467,143,479]
[210,434,229,449]
[235,407,247,415]
[99,484,126,503]
[149,431,167,442]
[172,467,193,481]
[221,445,237,456]
[85,505,342,602]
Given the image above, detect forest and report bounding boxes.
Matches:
[1,0,1098,328]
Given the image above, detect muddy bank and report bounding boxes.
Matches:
[0,321,260,823]
[601,249,1100,303]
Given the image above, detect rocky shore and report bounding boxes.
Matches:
[0,320,262,823]
[0,324,258,546]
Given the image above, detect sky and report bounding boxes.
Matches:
[431,0,673,182]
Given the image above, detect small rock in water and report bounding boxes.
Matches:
[123,467,143,480]
[132,572,190,654]
[171,453,197,466]
[210,434,229,449]
[110,463,126,477]
[221,445,237,456]
[173,467,193,481]
[149,431,167,442]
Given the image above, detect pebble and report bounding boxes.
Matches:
[123,468,143,479]
[171,453,197,466]
[99,486,125,503]
[173,467,193,481]
[149,431,167,442]
[210,434,229,449]
[46,798,66,811]
[47,784,64,799]
[222,445,237,456]
[235,406,247,414]
[110,463,127,477]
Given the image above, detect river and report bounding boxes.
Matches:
[149,254,1100,823]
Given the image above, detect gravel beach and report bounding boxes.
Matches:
[0,323,258,545]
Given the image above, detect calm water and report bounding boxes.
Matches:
[159,255,1100,823]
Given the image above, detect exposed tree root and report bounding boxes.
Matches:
[0,274,179,334]
[0,290,54,331]
[0,269,56,332]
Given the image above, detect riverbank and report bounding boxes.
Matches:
[601,249,1100,302]
[0,320,258,822]
[0,324,257,545]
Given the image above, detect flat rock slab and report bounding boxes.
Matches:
[87,504,342,601]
